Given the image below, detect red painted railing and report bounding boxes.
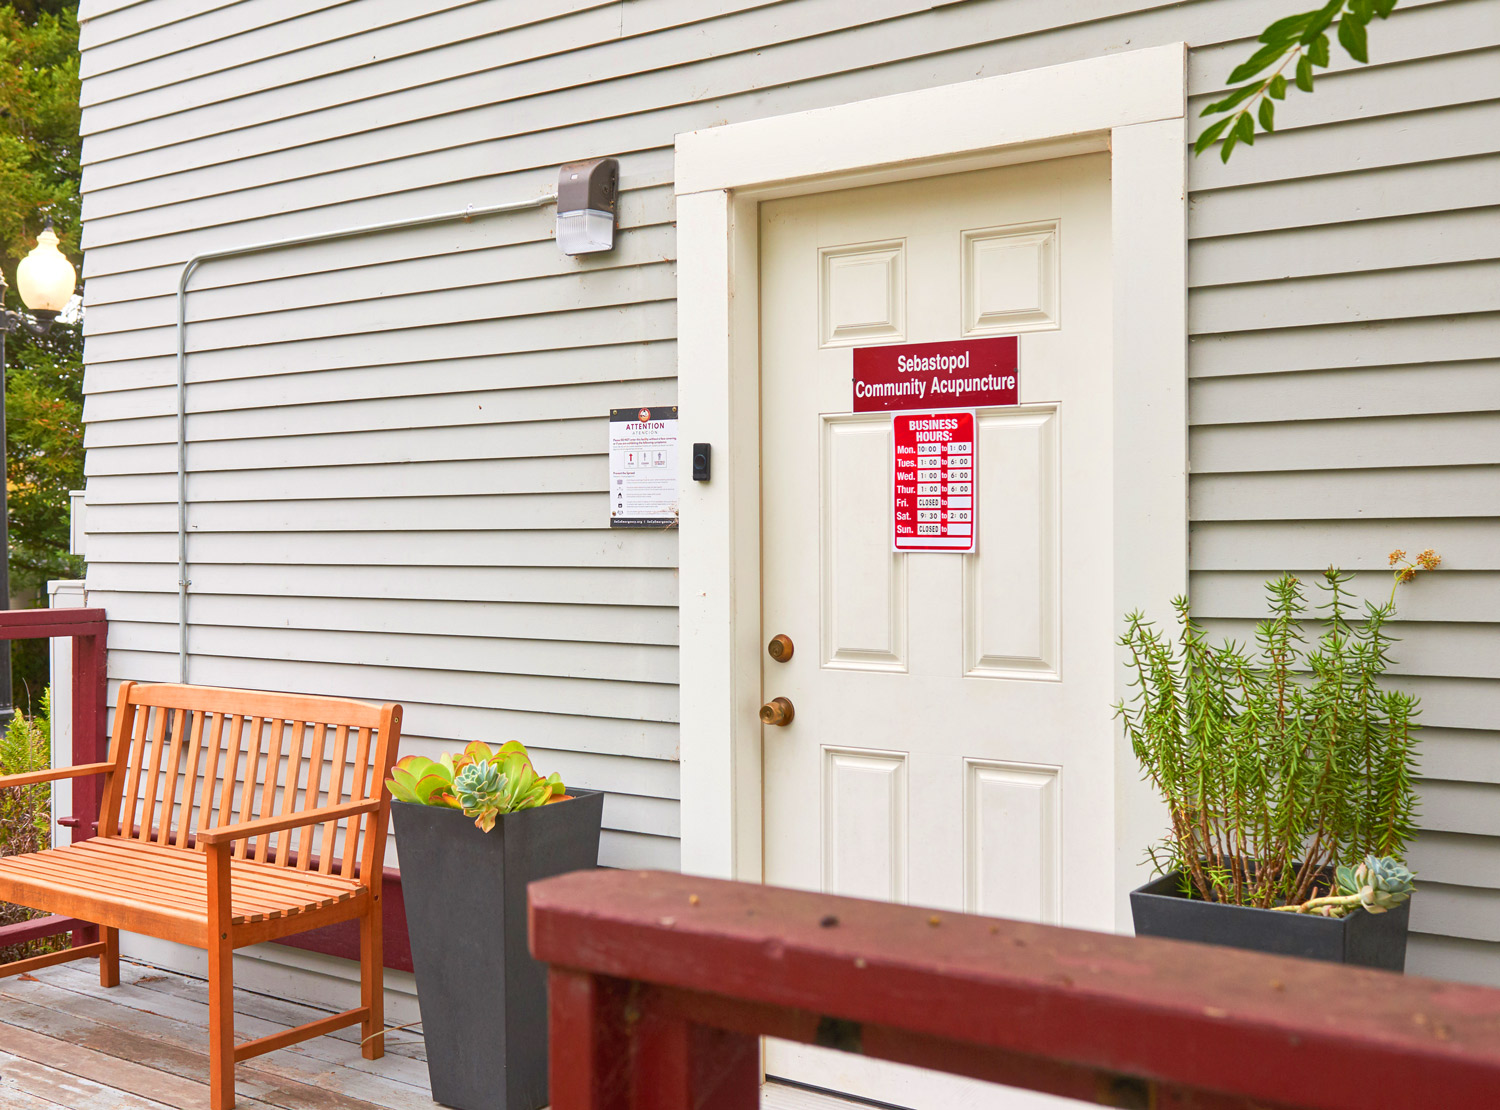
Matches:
[0,607,108,951]
[529,869,1500,1110]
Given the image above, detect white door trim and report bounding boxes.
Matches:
[676,44,1188,930]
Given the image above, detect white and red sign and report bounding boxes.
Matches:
[892,411,976,553]
[854,336,1018,413]
[609,405,679,528]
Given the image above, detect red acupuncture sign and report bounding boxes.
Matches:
[892,412,976,553]
[853,336,1018,413]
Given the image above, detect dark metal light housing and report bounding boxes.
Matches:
[556,158,619,255]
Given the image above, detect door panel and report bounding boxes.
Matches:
[823,747,908,901]
[820,240,907,347]
[822,414,907,670]
[760,154,1112,1109]
[962,220,1060,334]
[965,758,1062,923]
[963,407,1060,678]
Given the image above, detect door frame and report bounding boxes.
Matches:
[676,44,1188,930]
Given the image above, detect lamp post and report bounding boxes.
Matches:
[0,216,79,723]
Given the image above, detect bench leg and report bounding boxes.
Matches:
[207,843,236,1110]
[209,929,235,1110]
[360,904,384,1060]
[99,928,120,988]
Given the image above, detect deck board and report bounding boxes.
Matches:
[0,959,876,1109]
[0,960,428,1110]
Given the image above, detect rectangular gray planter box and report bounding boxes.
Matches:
[1131,869,1410,971]
[393,790,604,1110]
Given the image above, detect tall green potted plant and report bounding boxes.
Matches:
[389,741,603,1110]
[1119,552,1438,970]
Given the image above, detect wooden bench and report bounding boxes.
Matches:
[0,681,403,1110]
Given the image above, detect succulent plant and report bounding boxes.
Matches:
[387,739,568,833]
[1339,855,1416,915]
[1277,854,1416,918]
[453,761,508,832]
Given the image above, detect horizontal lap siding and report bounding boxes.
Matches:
[74,0,1500,975]
[1185,0,1500,984]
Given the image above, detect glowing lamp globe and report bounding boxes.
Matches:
[15,223,77,317]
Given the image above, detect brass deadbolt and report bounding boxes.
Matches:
[768,634,794,662]
[759,697,795,727]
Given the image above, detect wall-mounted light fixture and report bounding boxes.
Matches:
[557,158,619,255]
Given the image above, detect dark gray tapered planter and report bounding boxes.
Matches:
[393,791,604,1110]
[1131,869,1410,971]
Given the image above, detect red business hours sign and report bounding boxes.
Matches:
[892,411,976,552]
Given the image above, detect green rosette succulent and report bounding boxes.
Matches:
[1280,854,1416,917]
[453,760,509,832]
[1340,855,1416,914]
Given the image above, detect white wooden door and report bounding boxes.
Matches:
[759,154,1114,1108]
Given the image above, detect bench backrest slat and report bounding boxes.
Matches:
[319,725,352,876]
[297,722,329,873]
[342,726,374,879]
[99,682,401,885]
[252,717,287,864]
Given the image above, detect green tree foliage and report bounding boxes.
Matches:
[0,690,62,962]
[1198,0,1401,161]
[0,2,80,258]
[1,1,84,707]
[1,0,84,593]
[5,321,82,593]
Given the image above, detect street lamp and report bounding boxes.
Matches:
[0,216,79,722]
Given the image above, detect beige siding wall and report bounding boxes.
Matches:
[75,0,1500,979]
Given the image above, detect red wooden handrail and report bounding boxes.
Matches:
[0,607,108,951]
[529,870,1500,1110]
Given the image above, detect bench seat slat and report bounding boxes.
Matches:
[58,844,283,909]
[0,849,353,923]
[49,840,360,904]
[83,839,359,899]
[0,840,363,933]
[26,845,352,922]
[0,851,209,914]
[0,865,204,946]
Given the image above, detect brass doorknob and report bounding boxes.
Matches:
[759,697,795,726]
[768,634,794,662]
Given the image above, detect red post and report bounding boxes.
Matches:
[628,1007,758,1110]
[548,967,758,1110]
[70,622,108,843]
[549,968,630,1110]
[0,608,108,950]
[71,617,107,949]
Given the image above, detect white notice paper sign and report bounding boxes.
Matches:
[609,406,679,528]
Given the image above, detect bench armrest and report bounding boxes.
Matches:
[197,798,383,848]
[0,761,114,791]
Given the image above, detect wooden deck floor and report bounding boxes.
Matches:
[0,959,874,1110]
[0,959,431,1110]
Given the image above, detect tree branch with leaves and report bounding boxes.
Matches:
[1197,0,1401,162]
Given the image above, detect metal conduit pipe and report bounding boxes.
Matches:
[173,190,559,682]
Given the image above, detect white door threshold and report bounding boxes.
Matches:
[763,1081,907,1109]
